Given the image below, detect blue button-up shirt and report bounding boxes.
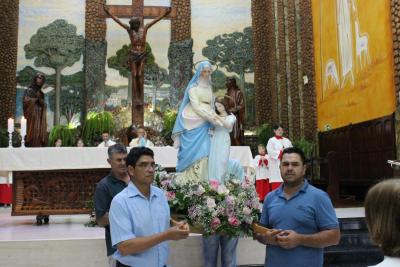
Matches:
[260,180,339,267]
[109,182,170,267]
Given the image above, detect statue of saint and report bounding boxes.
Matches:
[23,73,47,147]
[225,77,245,145]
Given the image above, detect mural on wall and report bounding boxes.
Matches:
[16,0,253,129]
[313,0,396,131]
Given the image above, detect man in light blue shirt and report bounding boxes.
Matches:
[109,147,189,267]
[255,147,340,267]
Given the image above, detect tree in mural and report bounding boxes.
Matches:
[24,19,84,125]
[203,27,255,124]
[60,86,82,124]
[202,27,253,92]
[211,69,232,91]
[145,64,168,112]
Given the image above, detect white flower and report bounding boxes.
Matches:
[242,206,252,215]
[217,185,229,195]
[195,185,205,196]
[206,197,217,209]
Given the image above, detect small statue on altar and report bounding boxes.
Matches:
[23,73,47,147]
[225,77,245,145]
[129,126,154,147]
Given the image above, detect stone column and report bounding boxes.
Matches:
[168,0,193,107]
[391,0,400,159]
[251,0,317,142]
[0,0,19,128]
[251,0,276,124]
[83,0,107,123]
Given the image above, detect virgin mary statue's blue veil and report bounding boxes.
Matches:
[172,61,213,172]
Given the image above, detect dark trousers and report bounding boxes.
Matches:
[116,261,130,267]
[117,262,166,267]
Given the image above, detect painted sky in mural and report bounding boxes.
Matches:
[17,0,251,86]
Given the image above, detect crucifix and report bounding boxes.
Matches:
[100,1,176,126]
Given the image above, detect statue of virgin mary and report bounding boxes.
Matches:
[172,61,223,181]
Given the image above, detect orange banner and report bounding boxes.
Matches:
[312,0,396,131]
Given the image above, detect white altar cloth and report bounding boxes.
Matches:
[0,146,253,183]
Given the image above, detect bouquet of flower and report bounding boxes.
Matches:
[154,166,261,237]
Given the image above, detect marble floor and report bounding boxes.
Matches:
[0,206,368,267]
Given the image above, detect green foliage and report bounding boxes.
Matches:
[17,66,54,87]
[17,67,83,88]
[202,27,253,77]
[107,43,156,78]
[24,19,84,70]
[293,138,315,160]
[48,124,77,146]
[161,109,177,145]
[81,111,116,146]
[211,70,237,91]
[256,123,273,146]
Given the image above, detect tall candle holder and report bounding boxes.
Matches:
[7,118,14,148]
[21,133,26,148]
[20,116,27,148]
[8,131,13,148]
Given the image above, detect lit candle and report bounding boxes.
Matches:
[21,116,27,136]
[7,118,14,133]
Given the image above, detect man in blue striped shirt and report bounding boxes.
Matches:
[110,147,189,267]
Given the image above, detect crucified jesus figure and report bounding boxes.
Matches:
[103,5,171,124]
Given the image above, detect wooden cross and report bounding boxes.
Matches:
[99,0,177,20]
[99,1,176,126]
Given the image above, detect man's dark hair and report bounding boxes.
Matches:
[108,144,127,158]
[282,147,306,165]
[272,124,283,131]
[102,130,110,135]
[126,147,154,167]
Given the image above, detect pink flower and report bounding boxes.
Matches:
[209,179,220,191]
[161,179,171,188]
[241,176,252,189]
[225,206,234,217]
[210,217,221,229]
[165,191,175,201]
[228,216,240,227]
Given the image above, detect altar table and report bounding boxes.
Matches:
[0,146,253,216]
